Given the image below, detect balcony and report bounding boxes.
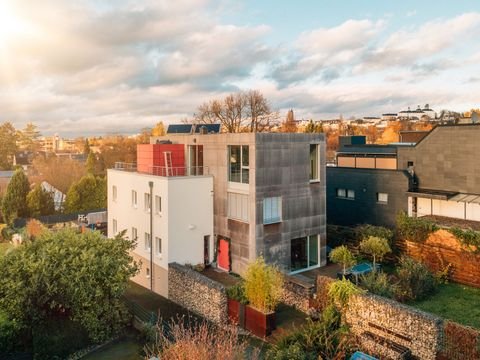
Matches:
[114,162,209,177]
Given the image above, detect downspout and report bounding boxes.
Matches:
[149,181,154,291]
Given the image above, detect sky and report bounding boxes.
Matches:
[0,0,479,137]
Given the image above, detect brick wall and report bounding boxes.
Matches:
[168,263,227,324]
[399,229,480,288]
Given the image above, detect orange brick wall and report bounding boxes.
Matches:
[399,229,480,288]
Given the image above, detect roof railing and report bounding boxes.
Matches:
[113,162,209,177]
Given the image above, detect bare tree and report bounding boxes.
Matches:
[195,90,278,132]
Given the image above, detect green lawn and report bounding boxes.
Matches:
[83,334,143,360]
[124,281,202,322]
[411,283,480,329]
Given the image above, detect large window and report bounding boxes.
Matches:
[131,227,137,240]
[309,144,320,181]
[228,145,249,184]
[291,235,319,272]
[228,192,249,222]
[263,197,282,224]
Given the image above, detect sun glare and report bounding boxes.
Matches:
[0,0,29,47]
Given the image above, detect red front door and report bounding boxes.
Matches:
[218,239,230,271]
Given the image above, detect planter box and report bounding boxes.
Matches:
[245,305,276,337]
[227,298,246,328]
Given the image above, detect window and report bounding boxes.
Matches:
[144,232,151,251]
[377,192,388,203]
[347,189,355,199]
[131,190,137,208]
[227,192,249,222]
[263,197,282,224]
[336,188,355,199]
[131,227,137,240]
[155,237,162,256]
[291,235,319,272]
[112,186,117,201]
[112,219,117,234]
[407,161,414,167]
[155,195,162,214]
[310,144,320,181]
[144,193,151,212]
[146,267,150,278]
[228,145,249,184]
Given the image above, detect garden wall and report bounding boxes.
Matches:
[281,275,315,313]
[346,293,443,360]
[400,229,480,288]
[314,275,335,312]
[168,263,227,324]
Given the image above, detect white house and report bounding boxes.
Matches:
[107,161,214,298]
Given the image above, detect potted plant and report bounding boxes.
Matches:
[226,282,248,328]
[243,257,283,337]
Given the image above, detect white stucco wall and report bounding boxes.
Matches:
[415,196,480,221]
[107,169,214,271]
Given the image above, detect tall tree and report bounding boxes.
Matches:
[26,184,55,217]
[98,136,137,169]
[0,122,18,170]
[83,139,91,155]
[0,228,139,353]
[195,90,278,132]
[280,109,298,133]
[304,120,323,133]
[18,122,41,152]
[1,169,30,224]
[30,155,86,205]
[64,175,107,213]
[137,128,152,144]
[86,152,97,174]
[152,121,166,137]
[245,90,277,132]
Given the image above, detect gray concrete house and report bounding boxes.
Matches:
[152,131,327,275]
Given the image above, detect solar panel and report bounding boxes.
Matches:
[166,124,193,134]
[194,124,221,133]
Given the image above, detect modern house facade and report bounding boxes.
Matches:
[107,148,214,298]
[108,131,327,297]
[150,132,327,275]
[327,124,480,228]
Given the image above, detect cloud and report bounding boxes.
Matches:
[0,2,479,136]
[355,12,480,73]
[269,19,384,86]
